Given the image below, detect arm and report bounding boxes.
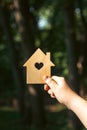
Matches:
[43,75,87,128]
[68,90,87,128]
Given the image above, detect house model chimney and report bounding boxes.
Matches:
[46,52,50,59]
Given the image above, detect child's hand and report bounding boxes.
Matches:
[43,75,72,105]
[43,75,87,128]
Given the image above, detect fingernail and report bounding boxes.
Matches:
[43,75,49,81]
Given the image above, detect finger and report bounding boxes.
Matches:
[51,92,55,97]
[50,94,55,98]
[48,89,55,98]
[52,76,65,86]
[43,75,57,91]
[44,84,50,91]
[48,89,53,95]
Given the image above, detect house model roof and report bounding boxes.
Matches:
[23,48,55,67]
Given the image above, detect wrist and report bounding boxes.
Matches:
[63,88,77,109]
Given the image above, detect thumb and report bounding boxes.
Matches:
[43,75,57,91]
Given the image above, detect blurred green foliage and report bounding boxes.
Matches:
[0,0,87,103]
[0,0,87,129]
[0,108,86,130]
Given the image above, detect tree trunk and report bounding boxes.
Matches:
[13,0,45,127]
[64,1,83,129]
[0,3,27,124]
[78,0,87,79]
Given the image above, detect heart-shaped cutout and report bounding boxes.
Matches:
[35,62,43,70]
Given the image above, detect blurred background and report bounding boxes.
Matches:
[0,0,87,130]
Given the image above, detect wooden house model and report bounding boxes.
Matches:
[23,48,55,84]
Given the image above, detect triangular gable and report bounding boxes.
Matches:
[23,48,54,66]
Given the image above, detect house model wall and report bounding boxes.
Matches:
[23,48,55,84]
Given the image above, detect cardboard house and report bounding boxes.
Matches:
[23,48,55,84]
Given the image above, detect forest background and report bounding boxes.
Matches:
[0,0,87,130]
